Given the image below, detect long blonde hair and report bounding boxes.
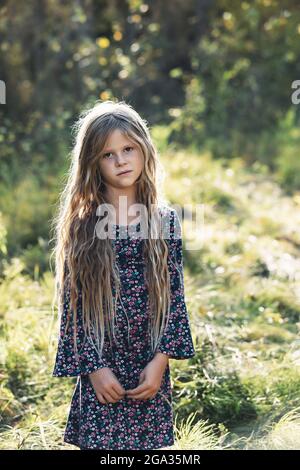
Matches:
[50,99,173,364]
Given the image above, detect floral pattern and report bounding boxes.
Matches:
[52,206,195,450]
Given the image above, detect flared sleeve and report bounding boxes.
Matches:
[52,281,109,377]
[155,208,196,360]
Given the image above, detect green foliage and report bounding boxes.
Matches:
[0,0,300,448]
[2,0,300,191]
[166,3,300,187]
[0,148,300,448]
[172,338,257,427]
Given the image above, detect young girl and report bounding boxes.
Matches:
[51,99,195,450]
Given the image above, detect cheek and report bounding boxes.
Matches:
[134,152,144,171]
[99,161,112,177]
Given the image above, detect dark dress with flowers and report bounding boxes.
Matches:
[52,206,195,450]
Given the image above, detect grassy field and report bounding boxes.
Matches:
[0,148,299,450]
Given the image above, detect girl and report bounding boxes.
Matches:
[51,99,195,450]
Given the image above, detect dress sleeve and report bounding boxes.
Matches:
[52,282,109,377]
[155,209,196,360]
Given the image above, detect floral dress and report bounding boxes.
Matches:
[52,206,195,450]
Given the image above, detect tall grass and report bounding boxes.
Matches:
[0,143,299,449]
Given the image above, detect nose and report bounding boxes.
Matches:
[115,152,127,165]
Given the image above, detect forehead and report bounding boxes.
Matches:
[103,129,133,151]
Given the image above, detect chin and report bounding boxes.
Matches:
[116,181,135,187]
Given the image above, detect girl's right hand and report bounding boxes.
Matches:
[89,367,126,404]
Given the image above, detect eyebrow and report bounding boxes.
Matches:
[102,143,134,154]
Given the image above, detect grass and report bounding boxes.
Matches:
[0,145,299,449]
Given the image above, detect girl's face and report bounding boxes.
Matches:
[99,128,144,191]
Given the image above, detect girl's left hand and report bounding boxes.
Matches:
[126,357,168,401]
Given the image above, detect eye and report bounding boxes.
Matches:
[124,146,134,153]
[103,152,113,159]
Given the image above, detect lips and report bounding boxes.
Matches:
[117,170,132,176]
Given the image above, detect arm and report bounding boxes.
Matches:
[153,351,170,368]
[52,282,109,377]
[154,351,170,361]
[126,351,170,400]
[154,208,196,360]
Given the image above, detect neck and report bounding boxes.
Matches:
[104,188,136,207]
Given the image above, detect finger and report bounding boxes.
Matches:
[139,372,146,384]
[97,393,107,404]
[127,380,147,394]
[109,385,125,401]
[103,390,121,403]
[112,382,126,398]
[127,389,155,400]
[127,382,148,395]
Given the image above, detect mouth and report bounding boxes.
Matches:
[117,170,133,176]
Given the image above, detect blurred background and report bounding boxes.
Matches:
[0,0,300,450]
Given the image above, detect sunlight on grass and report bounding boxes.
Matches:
[173,412,227,450]
[1,146,300,450]
[248,408,300,450]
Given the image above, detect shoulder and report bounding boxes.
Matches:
[157,204,182,239]
[157,203,178,218]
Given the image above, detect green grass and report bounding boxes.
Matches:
[0,145,299,449]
